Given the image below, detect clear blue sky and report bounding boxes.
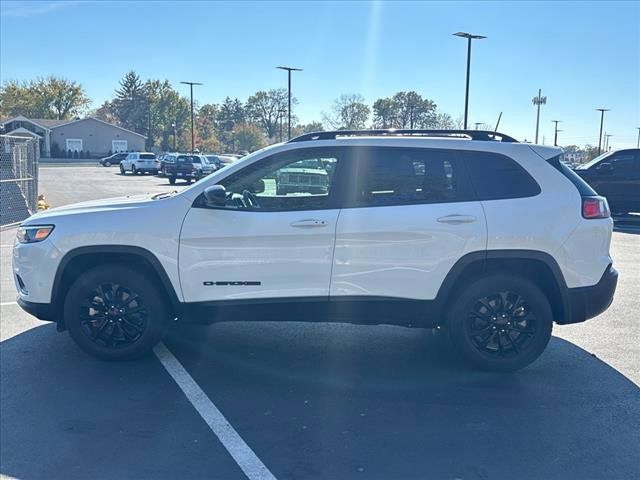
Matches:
[1,0,638,147]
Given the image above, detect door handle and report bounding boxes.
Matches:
[436,214,477,225]
[290,219,328,228]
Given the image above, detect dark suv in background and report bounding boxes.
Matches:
[574,148,640,215]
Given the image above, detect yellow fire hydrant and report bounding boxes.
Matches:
[37,194,50,211]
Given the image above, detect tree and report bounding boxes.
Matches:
[372,98,396,128]
[432,112,455,129]
[41,77,91,119]
[113,71,147,135]
[234,123,266,152]
[324,94,370,129]
[92,100,118,124]
[245,89,289,139]
[291,121,324,137]
[372,91,437,129]
[0,76,90,119]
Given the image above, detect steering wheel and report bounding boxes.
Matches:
[242,190,260,209]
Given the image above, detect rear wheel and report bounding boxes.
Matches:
[64,265,168,360]
[132,165,138,175]
[168,176,176,185]
[447,274,553,372]
[104,161,112,167]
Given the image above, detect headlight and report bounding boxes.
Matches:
[16,225,55,244]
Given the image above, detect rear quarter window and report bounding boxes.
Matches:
[464,151,541,200]
[547,154,597,196]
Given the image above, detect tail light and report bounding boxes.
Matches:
[582,196,610,219]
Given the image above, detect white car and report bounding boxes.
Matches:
[119,152,159,175]
[12,130,618,371]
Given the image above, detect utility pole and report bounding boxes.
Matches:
[277,107,286,142]
[276,66,302,140]
[595,108,609,155]
[453,32,486,130]
[532,89,547,144]
[180,81,203,153]
[636,127,639,148]
[147,100,152,151]
[552,120,561,146]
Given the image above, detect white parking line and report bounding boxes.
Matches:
[153,342,277,480]
[1,301,18,306]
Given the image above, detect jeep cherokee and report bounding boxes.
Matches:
[12,130,618,371]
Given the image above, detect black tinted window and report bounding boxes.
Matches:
[609,153,636,173]
[352,148,473,207]
[465,152,541,200]
[140,153,156,159]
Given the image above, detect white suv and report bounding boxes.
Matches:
[119,152,159,175]
[12,130,618,371]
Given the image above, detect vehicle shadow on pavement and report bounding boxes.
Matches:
[0,324,246,480]
[165,322,640,480]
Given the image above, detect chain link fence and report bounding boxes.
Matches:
[1,135,39,226]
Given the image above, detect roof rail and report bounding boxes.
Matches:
[288,129,519,143]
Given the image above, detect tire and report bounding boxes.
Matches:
[168,176,176,185]
[120,164,126,175]
[160,167,166,177]
[446,274,553,372]
[104,161,111,167]
[186,178,192,184]
[64,265,168,360]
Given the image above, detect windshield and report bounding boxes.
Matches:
[575,151,613,169]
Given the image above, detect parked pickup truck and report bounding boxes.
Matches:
[162,154,201,184]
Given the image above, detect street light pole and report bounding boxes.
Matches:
[180,81,203,153]
[276,66,302,140]
[171,122,177,151]
[532,89,547,144]
[596,108,609,155]
[552,120,561,146]
[453,32,486,130]
[604,133,613,151]
[637,127,640,148]
[474,122,482,130]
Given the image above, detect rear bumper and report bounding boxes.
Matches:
[561,264,618,324]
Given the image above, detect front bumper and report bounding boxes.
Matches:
[17,298,56,322]
[561,264,618,324]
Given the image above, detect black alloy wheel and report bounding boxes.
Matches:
[80,283,148,348]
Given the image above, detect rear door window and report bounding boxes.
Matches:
[348,147,475,208]
[464,151,541,200]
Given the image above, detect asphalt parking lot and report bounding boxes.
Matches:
[1,165,639,480]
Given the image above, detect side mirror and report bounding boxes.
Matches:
[203,185,227,207]
[596,162,614,173]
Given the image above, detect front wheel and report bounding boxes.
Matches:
[119,164,126,175]
[64,265,168,360]
[168,176,176,185]
[446,274,553,372]
[104,161,112,167]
